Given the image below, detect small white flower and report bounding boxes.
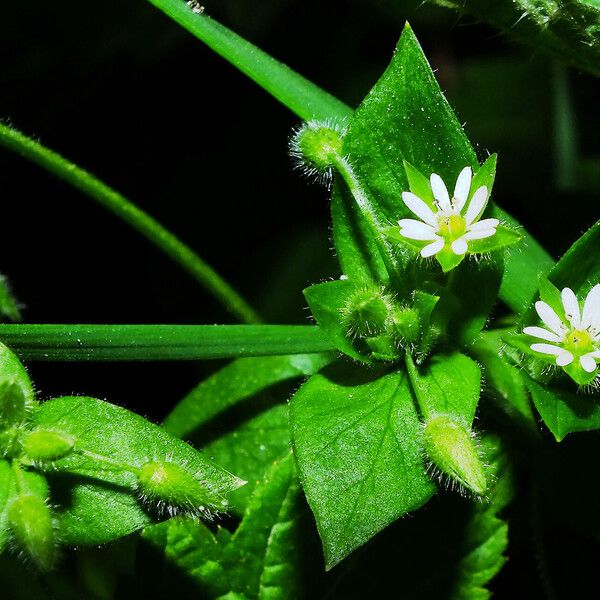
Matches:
[398,167,499,258]
[524,285,600,373]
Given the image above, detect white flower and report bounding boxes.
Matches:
[398,167,499,258]
[524,285,600,373]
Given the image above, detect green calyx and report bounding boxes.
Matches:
[137,460,227,516]
[0,343,36,430]
[342,287,394,338]
[290,120,345,176]
[423,415,487,496]
[22,429,76,463]
[8,493,57,571]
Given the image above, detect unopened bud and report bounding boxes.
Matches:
[8,493,57,571]
[342,287,393,338]
[393,306,421,343]
[289,120,345,182]
[23,430,75,464]
[137,460,226,516]
[0,344,35,429]
[423,415,487,496]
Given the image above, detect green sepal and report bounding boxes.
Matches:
[403,160,436,210]
[468,226,522,255]
[436,245,466,273]
[0,343,36,430]
[22,430,75,464]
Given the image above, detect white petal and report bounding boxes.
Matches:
[523,326,563,343]
[582,284,600,329]
[420,239,445,258]
[531,343,565,356]
[430,173,451,210]
[464,185,488,226]
[451,238,468,255]
[401,192,438,227]
[535,301,566,337]
[560,287,581,329]
[453,167,472,211]
[580,353,598,373]
[591,350,600,359]
[468,218,500,231]
[399,221,439,241]
[556,350,574,367]
[463,229,496,241]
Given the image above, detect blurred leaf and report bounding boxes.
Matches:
[164,353,332,439]
[0,460,12,552]
[0,276,20,322]
[144,454,308,599]
[289,361,435,568]
[433,0,600,77]
[32,396,244,545]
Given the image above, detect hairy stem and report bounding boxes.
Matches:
[0,122,261,324]
[0,324,335,361]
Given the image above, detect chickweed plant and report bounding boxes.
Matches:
[1,0,599,598]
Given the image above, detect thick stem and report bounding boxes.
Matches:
[0,324,336,361]
[0,122,261,325]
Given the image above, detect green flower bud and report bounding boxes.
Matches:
[0,343,36,430]
[137,460,226,516]
[364,333,400,362]
[22,430,75,463]
[289,120,345,182]
[342,287,394,338]
[423,415,487,496]
[8,494,57,571]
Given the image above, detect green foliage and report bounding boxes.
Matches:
[143,454,310,599]
[289,362,435,568]
[0,275,20,323]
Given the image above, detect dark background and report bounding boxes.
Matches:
[1,1,599,597]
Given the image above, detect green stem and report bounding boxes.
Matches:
[12,460,28,493]
[404,352,432,421]
[332,155,400,279]
[0,324,335,361]
[0,122,261,325]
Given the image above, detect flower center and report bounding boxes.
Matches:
[565,329,595,355]
[437,213,466,241]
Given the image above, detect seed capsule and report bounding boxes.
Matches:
[423,415,487,496]
[136,460,225,516]
[8,494,57,571]
[22,430,75,463]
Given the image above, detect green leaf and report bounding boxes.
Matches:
[146,0,352,122]
[31,396,244,545]
[403,160,436,209]
[303,280,370,362]
[289,361,435,568]
[143,454,310,599]
[525,376,600,441]
[0,342,36,428]
[433,0,600,78]
[472,331,536,425]
[0,324,336,361]
[406,352,481,426]
[163,353,331,439]
[203,404,291,515]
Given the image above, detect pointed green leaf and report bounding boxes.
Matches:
[31,396,244,545]
[289,362,435,568]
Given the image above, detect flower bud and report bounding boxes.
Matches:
[393,306,421,344]
[0,343,36,429]
[289,120,345,182]
[8,493,57,571]
[342,287,393,338]
[423,415,487,496]
[0,426,24,459]
[136,460,226,516]
[22,430,75,464]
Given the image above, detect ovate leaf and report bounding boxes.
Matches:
[289,361,435,568]
[31,396,244,545]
